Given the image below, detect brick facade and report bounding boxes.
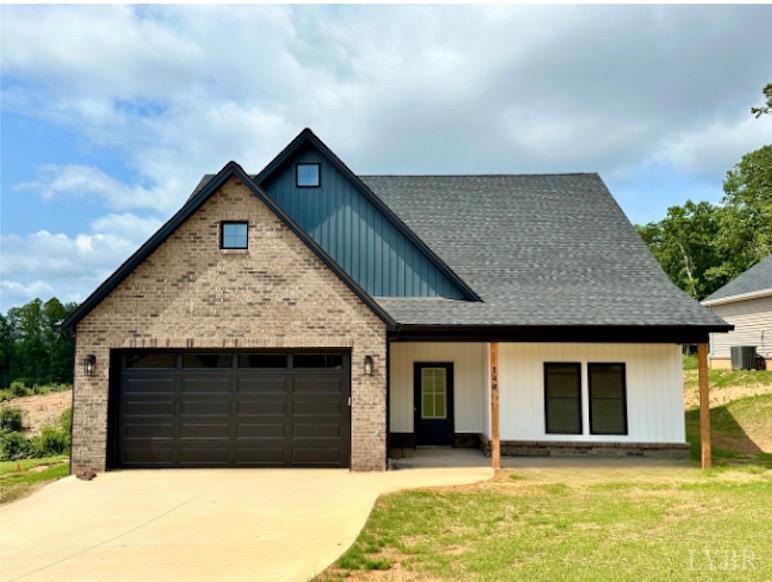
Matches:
[72,177,387,473]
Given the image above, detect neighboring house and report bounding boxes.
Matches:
[702,255,772,369]
[62,129,730,474]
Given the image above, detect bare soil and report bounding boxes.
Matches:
[9,391,71,434]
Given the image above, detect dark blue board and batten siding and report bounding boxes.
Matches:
[261,148,465,299]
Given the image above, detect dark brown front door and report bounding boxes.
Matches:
[413,362,454,446]
[112,351,350,468]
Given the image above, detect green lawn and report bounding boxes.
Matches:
[685,393,772,467]
[324,467,771,580]
[0,456,69,505]
[323,360,772,580]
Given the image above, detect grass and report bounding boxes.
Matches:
[324,468,771,581]
[322,357,772,580]
[685,393,772,467]
[0,456,69,505]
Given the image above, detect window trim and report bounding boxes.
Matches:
[543,362,583,435]
[295,162,321,188]
[588,362,628,436]
[219,220,249,250]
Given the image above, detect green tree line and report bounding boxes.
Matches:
[636,85,772,300]
[0,298,77,389]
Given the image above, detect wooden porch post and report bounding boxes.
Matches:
[697,342,712,470]
[490,342,501,470]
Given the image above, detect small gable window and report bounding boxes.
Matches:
[220,221,248,249]
[296,163,320,188]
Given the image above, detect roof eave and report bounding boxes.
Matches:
[702,287,772,306]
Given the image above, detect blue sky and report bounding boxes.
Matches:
[1,4,771,310]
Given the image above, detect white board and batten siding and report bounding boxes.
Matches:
[708,295,772,360]
[390,342,685,444]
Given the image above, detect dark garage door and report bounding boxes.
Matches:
[112,351,350,468]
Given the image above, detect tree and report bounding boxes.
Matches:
[636,201,724,299]
[750,82,772,118]
[721,145,772,269]
[0,297,77,388]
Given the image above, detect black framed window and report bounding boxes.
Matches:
[126,353,176,369]
[293,354,343,369]
[544,363,582,434]
[296,163,320,188]
[182,354,232,368]
[589,363,628,435]
[220,221,248,249]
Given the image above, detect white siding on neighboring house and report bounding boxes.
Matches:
[389,342,486,433]
[707,295,772,360]
[390,342,685,444]
[497,343,685,443]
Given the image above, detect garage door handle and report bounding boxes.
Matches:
[347,396,352,407]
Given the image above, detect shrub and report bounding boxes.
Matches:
[8,380,31,398]
[0,431,32,461]
[0,406,24,432]
[32,425,70,457]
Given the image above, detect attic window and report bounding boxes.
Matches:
[296,163,320,188]
[220,221,248,249]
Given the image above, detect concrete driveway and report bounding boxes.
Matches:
[0,465,491,581]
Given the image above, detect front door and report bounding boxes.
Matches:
[414,363,454,446]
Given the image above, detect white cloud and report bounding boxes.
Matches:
[15,165,165,210]
[1,4,771,308]
[0,213,160,309]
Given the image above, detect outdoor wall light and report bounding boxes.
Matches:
[364,355,374,376]
[83,354,96,377]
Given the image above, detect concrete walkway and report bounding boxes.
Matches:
[0,465,492,582]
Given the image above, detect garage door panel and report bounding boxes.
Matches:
[237,376,290,394]
[181,377,231,393]
[181,399,231,415]
[293,376,345,395]
[123,451,176,465]
[125,400,175,416]
[179,447,231,464]
[236,422,288,438]
[115,351,350,468]
[292,447,343,464]
[293,422,342,438]
[124,378,175,394]
[236,447,287,464]
[293,400,344,416]
[236,399,288,415]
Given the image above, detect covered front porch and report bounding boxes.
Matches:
[386,340,714,469]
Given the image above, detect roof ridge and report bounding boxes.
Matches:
[359,172,600,178]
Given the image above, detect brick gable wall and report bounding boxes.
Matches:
[72,177,387,473]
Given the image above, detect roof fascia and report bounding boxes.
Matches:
[701,287,772,306]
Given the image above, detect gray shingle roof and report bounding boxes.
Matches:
[189,171,727,328]
[703,255,772,303]
[360,174,727,327]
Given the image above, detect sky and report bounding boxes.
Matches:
[1,4,771,311]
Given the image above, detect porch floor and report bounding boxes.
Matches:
[392,447,693,475]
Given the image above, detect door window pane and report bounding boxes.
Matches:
[421,367,447,419]
[589,363,627,435]
[544,363,581,434]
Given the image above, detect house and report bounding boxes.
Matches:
[61,129,731,474]
[702,255,772,369]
